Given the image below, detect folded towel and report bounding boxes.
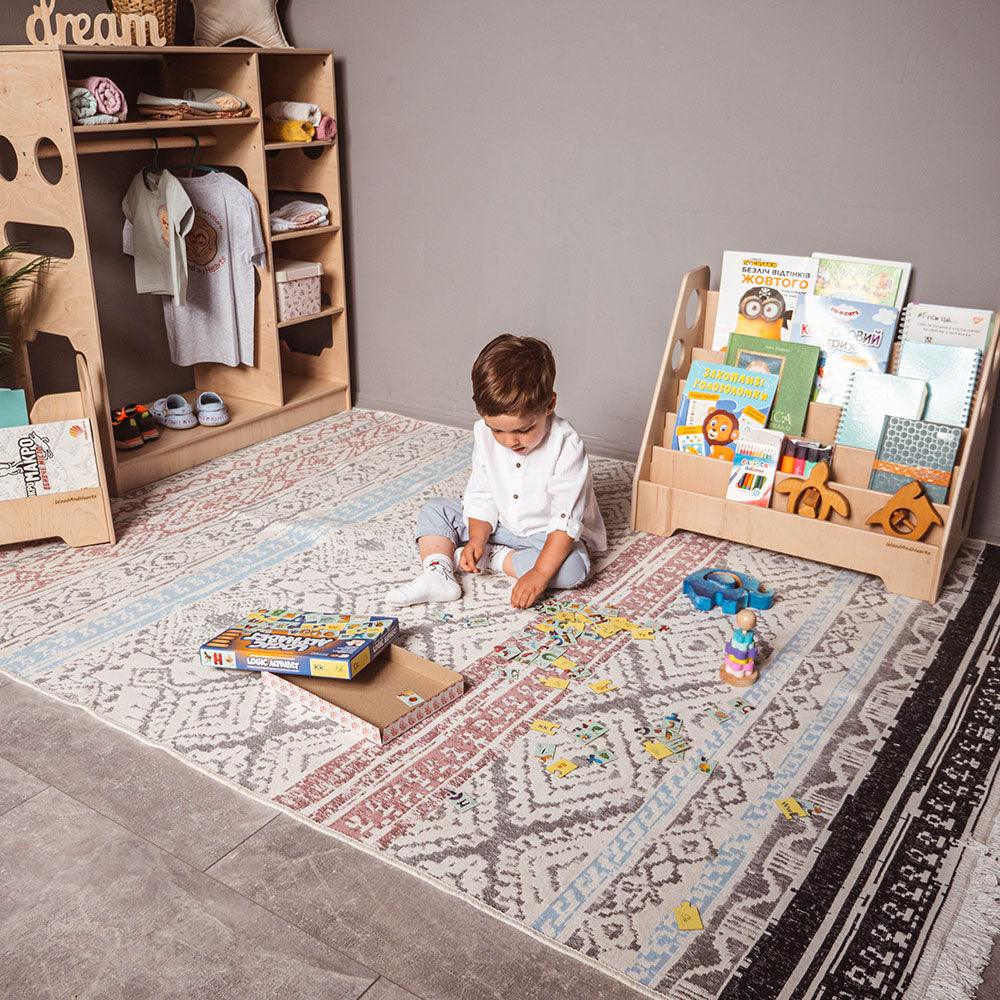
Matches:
[182,88,246,112]
[69,76,127,118]
[265,120,315,143]
[315,115,337,141]
[76,113,127,126]
[265,101,321,126]
[69,86,97,123]
[269,199,330,234]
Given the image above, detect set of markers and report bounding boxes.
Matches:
[726,425,784,507]
[779,438,833,477]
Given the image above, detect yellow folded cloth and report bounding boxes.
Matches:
[264,119,315,142]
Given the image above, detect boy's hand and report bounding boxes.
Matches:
[459,541,486,574]
[511,568,550,609]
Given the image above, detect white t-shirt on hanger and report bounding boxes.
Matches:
[124,172,265,368]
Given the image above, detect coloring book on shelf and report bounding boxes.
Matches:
[672,361,780,461]
[0,418,100,502]
[811,252,911,310]
[711,252,819,351]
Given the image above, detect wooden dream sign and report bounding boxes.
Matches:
[26,0,166,46]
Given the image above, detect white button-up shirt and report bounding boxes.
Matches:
[462,415,607,551]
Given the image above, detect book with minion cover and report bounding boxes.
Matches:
[711,251,819,351]
[672,360,780,461]
[788,295,899,406]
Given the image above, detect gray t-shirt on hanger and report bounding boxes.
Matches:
[121,169,193,305]
[124,172,266,367]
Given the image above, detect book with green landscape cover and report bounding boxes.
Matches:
[725,334,821,436]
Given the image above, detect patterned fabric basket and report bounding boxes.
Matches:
[110,0,177,45]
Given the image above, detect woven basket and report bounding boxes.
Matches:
[110,0,177,45]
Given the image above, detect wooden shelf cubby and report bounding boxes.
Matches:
[0,45,352,545]
[631,266,1000,602]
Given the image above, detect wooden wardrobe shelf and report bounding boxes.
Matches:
[73,117,261,135]
[277,306,344,328]
[270,224,340,243]
[265,139,336,151]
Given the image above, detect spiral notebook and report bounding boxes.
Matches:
[869,416,961,504]
[895,341,981,427]
[835,372,928,451]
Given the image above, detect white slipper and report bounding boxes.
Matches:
[194,391,230,427]
[150,394,198,430]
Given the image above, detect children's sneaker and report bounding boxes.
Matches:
[123,403,159,441]
[113,408,144,450]
[194,391,230,427]
[150,394,198,430]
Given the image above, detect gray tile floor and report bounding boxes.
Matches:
[1,677,998,1000]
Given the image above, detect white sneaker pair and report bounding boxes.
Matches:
[150,392,230,430]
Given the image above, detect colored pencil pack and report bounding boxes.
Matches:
[726,424,784,508]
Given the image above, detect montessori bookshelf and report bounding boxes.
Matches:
[0,44,350,529]
[631,265,1000,602]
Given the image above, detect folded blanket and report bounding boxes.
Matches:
[137,92,253,120]
[269,199,330,234]
[69,86,97,123]
[265,101,321,126]
[182,88,247,112]
[69,76,127,118]
[265,120,315,143]
[315,115,337,141]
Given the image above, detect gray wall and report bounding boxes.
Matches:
[3,2,1000,538]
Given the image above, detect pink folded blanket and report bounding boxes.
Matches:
[69,76,127,118]
[316,115,337,141]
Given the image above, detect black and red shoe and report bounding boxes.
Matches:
[124,403,160,442]
[113,408,144,450]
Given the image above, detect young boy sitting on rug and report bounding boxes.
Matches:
[387,334,607,610]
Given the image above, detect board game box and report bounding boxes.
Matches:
[200,610,400,679]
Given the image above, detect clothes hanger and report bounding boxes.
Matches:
[142,137,162,184]
[183,134,222,177]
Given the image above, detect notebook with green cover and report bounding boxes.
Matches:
[835,372,928,451]
[895,341,981,427]
[726,335,821,436]
[0,388,28,429]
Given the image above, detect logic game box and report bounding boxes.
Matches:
[200,610,400,679]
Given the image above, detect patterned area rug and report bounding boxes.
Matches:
[3,409,1000,1000]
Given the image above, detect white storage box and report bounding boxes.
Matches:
[275,258,323,321]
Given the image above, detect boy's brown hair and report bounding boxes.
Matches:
[472,334,556,417]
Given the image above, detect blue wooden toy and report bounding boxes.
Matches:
[682,568,774,614]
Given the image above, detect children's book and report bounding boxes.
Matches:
[711,251,819,350]
[835,372,928,451]
[811,252,911,310]
[895,341,981,427]
[672,361,780,461]
[725,334,820,436]
[0,418,100,501]
[726,424,784,508]
[0,389,29,429]
[901,303,995,352]
[200,610,400,679]
[869,416,961,504]
[788,295,899,405]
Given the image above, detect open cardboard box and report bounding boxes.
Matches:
[261,644,465,746]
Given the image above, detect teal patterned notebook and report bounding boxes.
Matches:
[869,416,961,503]
[895,341,981,427]
[835,372,927,451]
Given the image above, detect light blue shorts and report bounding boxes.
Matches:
[415,496,591,590]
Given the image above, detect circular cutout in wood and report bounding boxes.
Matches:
[35,138,63,185]
[0,136,16,181]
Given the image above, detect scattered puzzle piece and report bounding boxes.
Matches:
[532,741,557,759]
[776,797,808,819]
[587,747,616,765]
[727,698,755,715]
[550,656,577,671]
[546,758,577,778]
[644,740,673,760]
[572,721,608,744]
[673,901,703,931]
[695,756,717,775]
[589,679,618,694]
[444,787,477,812]
[530,719,561,736]
[539,675,570,690]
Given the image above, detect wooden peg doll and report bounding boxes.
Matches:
[721,608,759,687]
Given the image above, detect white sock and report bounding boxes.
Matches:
[487,545,513,576]
[386,554,462,607]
